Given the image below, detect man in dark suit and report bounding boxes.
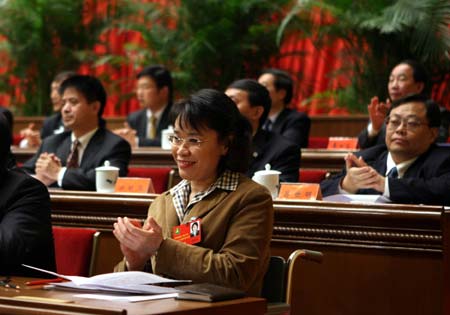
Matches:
[0,114,56,276]
[114,65,173,147]
[321,94,450,206]
[226,79,300,182]
[22,75,131,191]
[258,68,310,148]
[20,71,77,148]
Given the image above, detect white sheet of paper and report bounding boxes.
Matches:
[74,293,178,302]
[22,264,187,286]
[323,194,392,204]
[23,264,190,295]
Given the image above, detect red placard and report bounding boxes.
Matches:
[278,183,322,200]
[327,137,358,150]
[114,177,155,194]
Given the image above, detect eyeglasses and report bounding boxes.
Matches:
[385,116,429,131]
[168,135,207,147]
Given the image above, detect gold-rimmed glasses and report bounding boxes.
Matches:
[385,115,429,131]
[168,135,207,148]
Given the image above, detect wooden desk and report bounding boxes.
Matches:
[0,278,266,315]
[49,190,445,315]
[13,147,348,173]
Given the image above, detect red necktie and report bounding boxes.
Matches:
[66,139,80,168]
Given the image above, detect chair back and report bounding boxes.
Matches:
[299,169,329,183]
[52,226,99,276]
[262,256,287,303]
[127,167,173,193]
[308,137,329,148]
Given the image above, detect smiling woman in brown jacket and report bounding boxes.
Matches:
[114,89,274,296]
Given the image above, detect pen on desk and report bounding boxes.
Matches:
[25,278,64,286]
[0,278,20,290]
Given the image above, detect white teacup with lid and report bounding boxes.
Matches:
[252,164,281,199]
[95,160,119,193]
[161,125,174,150]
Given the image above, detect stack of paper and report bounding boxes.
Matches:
[22,264,189,295]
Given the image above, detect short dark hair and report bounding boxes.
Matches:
[396,60,430,97]
[389,94,440,128]
[0,114,11,172]
[260,68,294,105]
[169,89,252,173]
[59,75,107,121]
[0,107,13,134]
[227,79,271,129]
[137,65,173,106]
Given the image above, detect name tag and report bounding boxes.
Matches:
[327,137,358,150]
[278,183,322,200]
[114,178,155,193]
[172,219,202,245]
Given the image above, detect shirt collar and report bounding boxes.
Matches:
[267,109,283,123]
[146,105,166,121]
[170,170,240,222]
[386,153,418,178]
[71,128,98,149]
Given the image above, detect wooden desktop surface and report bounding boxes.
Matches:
[0,278,266,315]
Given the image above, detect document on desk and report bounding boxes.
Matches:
[22,264,189,295]
[74,292,178,302]
[323,194,392,204]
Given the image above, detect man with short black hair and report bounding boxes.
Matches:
[22,75,131,191]
[258,68,310,148]
[321,94,450,206]
[115,65,173,147]
[226,79,300,182]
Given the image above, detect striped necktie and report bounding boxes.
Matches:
[66,139,80,168]
[387,167,398,179]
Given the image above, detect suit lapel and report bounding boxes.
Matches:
[56,133,72,165]
[273,108,288,131]
[372,151,388,175]
[156,104,171,134]
[80,129,103,167]
[137,110,147,139]
[183,190,228,224]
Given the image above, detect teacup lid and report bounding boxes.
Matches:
[95,160,119,171]
[253,164,281,176]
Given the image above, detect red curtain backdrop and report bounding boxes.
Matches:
[0,1,447,117]
[271,34,350,115]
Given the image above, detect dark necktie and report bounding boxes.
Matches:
[263,119,273,131]
[66,139,80,168]
[387,167,398,179]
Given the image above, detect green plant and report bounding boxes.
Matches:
[104,0,291,98]
[0,0,123,115]
[277,0,450,112]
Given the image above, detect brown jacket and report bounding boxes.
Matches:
[116,174,273,296]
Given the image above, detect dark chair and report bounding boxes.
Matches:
[127,167,174,194]
[262,250,323,315]
[52,226,100,276]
